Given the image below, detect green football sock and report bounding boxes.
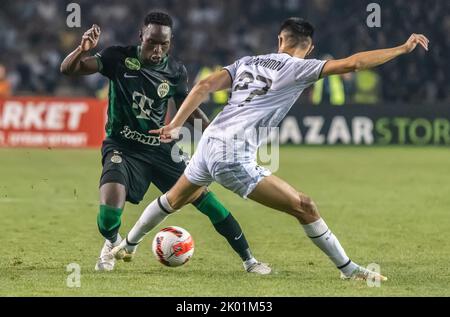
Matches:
[97,205,123,243]
[194,192,253,261]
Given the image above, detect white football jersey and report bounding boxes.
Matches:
[204,53,326,152]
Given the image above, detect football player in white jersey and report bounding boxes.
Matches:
[111,18,428,281]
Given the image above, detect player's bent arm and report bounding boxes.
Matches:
[60,24,101,76]
[171,70,232,127]
[321,33,429,77]
[60,46,99,75]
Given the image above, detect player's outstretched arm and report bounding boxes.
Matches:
[60,24,101,76]
[321,33,429,77]
[151,69,232,141]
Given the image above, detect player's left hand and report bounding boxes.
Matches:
[402,33,429,53]
[149,124,181,143]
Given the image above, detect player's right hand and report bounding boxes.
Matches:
[149,124,182,143]
[80,24,101,52]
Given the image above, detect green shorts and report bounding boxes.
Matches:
[100,137,188,204]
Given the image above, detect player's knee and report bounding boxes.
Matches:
[170,195,197,210]
[169,199,183,210]
[166,193,184,210]
[167,187,203,210]
[291,193,319,220]
[101,197,123,209]
[99,182,126,208]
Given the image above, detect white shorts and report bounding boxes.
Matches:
[184,136,271,198]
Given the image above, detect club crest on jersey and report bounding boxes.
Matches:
[125,58,141,70]
[157,81,170,98]
[111,151,123,164]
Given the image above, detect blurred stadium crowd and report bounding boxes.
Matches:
[0,0,448,104]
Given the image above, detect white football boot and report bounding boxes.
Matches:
[340,265,388,282]
[244,259,272,275]
[109,237,138,262]
[94,234,122,272]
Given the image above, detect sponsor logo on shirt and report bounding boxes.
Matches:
[120,126,160,146]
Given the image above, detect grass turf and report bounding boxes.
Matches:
[0,146,449,296]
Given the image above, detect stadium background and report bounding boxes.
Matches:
[0,0,449,297]
[0,0,449,147]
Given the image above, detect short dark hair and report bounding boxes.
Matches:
[144,11,173,28]
[279,17,314,49]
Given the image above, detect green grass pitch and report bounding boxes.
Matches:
[1,146,449,296]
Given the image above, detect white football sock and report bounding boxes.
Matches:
[127,194,174,245]
[302,218,358,276]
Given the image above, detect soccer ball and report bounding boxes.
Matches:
[152,226,194,267]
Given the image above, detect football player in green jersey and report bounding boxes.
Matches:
[61,11,270,274]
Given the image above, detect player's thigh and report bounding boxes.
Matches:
[99,151,129,208]
[100,150,151,205]
[151,160,209,205]
[151,152,205,208]
[151,151,187,193]
[152,142,207,195]
[247,174,302,216]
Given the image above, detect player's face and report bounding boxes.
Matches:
[140,24,172,64]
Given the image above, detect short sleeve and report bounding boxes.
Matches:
[223,56,251,81]
[175,65,189,99]
[173,65,189,105]
[295,59,327,86]
[94,46,120,79]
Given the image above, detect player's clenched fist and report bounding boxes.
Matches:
[80,24,101,52]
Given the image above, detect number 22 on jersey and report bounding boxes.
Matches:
[232,71,272,107]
